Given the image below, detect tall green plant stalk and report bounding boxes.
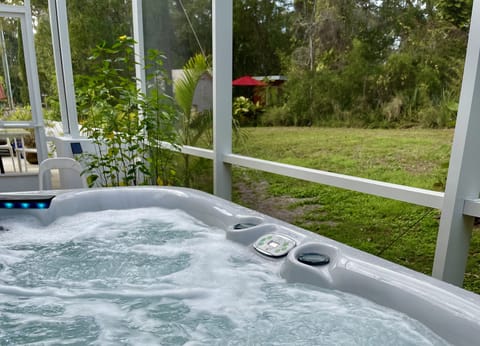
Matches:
[141,50,179,185]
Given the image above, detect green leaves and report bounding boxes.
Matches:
[173,54,211,147]
[233,96,262,126]
[284,0,469,128]
[76,37,178,187]
[437,0,473,30]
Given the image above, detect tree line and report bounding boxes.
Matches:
[282,0,471,127]
[22,1,474,128]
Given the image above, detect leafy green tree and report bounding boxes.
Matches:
[232,0,293,76]
[374,1,468,124]
[291,0,373,71]
[32,6,57,103]
[170,0,212,67]
[32,0,133,99]
[0,17,29,108]
[66,0,133,76]
[171,0,293,76]
[26,0,473,129]
[142,0,175,96]
[436,0,473,30]
[286,0,469,127]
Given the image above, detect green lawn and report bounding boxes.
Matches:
[235,127,453,189]
[226,127,480,294]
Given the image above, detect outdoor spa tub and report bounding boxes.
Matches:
[0,187,479,345]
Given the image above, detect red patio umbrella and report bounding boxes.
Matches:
[232,75,267,86]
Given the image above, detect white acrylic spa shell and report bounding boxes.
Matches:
[2,186,480,345]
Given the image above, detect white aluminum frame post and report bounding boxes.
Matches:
[432,0,480,285]
[212,0,233,200]
[0,0,48,165]
[21,1,48,165]
[132,0,147,97]
[48,0,79,137]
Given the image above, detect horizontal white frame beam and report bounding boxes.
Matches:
[224,154,444,209]
[0,5,25,16]
[0,121,35,128]
[156,141,214,160]
[162,144,444,209]
[181,145,214,160]
[462,199,480,218]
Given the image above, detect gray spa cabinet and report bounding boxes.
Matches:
[2,186,480,345]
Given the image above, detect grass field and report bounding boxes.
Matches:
[220,127,480,294]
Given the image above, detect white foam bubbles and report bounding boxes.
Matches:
[0,207,449,345]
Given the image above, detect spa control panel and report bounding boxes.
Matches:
[253,233,296,257]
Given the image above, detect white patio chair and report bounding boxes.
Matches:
[38,157,87,190]
[14,136,37,172]
[0,138,16,172]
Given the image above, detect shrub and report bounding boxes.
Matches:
[260,105,293,126]
[76,36,178,187]
[233,96,262,126]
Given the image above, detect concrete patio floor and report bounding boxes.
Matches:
[1,154,39,174]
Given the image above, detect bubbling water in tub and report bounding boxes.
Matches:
[0,208,449,345]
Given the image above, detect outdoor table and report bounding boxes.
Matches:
[0,128,31,174]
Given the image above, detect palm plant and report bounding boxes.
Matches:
[174,53,247,186]
[174,54,212,185]
[174,53,212,147]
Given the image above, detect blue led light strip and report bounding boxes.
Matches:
[0,195,55,209]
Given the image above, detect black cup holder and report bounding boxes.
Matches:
[233,222,259,230]
[297,252,330,266]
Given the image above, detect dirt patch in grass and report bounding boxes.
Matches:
[234,180,320,224]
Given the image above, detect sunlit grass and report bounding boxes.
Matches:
[235,127,453,190]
